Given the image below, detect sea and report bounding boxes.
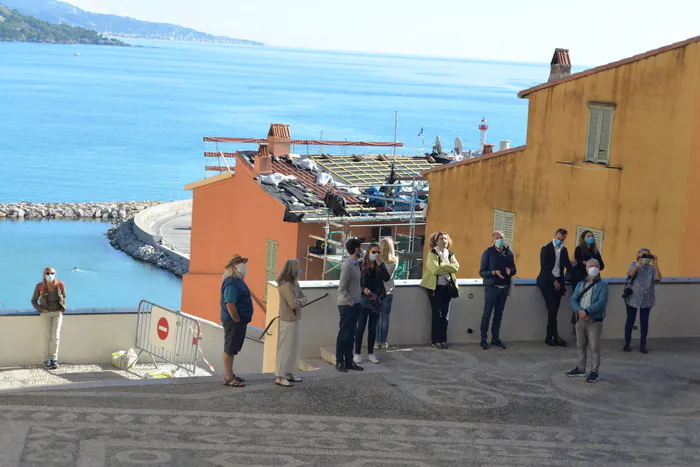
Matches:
[0,40,549,310]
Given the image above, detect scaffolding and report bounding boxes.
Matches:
[301,179,428,281]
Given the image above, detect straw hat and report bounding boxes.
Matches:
[225,254,248,268]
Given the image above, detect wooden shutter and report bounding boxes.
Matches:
[575,226,604,253]
[596,107,614,164]
[586,104,614,164]
[493,209,515,247]
[264,239,279,303]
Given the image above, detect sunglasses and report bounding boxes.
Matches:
[45,273,55,276]
[370,251,380,254]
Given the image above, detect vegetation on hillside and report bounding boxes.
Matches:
[0,4,126,46]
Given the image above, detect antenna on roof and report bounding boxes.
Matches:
[393,111,399,158]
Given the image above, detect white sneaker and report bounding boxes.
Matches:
[367,354,380,364]
[353,354,363,364]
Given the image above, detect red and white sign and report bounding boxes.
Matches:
[150,305,177,352]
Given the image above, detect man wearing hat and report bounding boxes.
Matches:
[221,254,252,387]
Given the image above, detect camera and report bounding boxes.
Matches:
[640,254,654,259]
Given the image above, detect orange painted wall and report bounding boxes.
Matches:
[181,157,300,328]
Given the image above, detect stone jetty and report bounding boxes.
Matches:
[107,220,189,277]
[0,201,159,220]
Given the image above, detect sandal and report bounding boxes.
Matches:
[275,377,291,387]
[233,375,245,382]
[223,377,245,387]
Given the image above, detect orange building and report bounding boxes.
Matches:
[182,125,444,327]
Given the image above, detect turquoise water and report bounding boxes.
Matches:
[0,40,549,308]
[0,220,182,310]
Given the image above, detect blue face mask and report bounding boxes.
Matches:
[494,239,504,248]
[297,269,302,278]
[554,239,563,247]
[586,237,595,245]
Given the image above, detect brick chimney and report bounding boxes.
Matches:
[255,143,273,175]
[483,144,495,155]
[266,123,291,157]
[548,48,572,82]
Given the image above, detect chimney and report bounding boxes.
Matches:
[548,48,571,82]
[499,140,511,151]
[483,144,495,155]
[255,143,273,175]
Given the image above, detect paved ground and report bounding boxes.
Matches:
[153,208,191,258]
[0,362,211,391]
[1,338,699,466]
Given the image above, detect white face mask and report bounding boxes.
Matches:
[587,267,600,277]
[45,273,56,282]
[235,263,247,278]
[639,258,650,266]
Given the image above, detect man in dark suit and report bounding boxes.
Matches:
[537,228,572,347]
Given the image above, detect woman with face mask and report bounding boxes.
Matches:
[420,232,460,349]
[376,237,399,350]
[274,259,308,387]
[623,249,662,354]
[31,266,66,370]
[571,231,605,286]
[354,243,390,365]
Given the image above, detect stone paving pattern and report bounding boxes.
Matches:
[1,338,699,466]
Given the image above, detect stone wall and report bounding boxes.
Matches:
[0,201,160,220]
[107,219,189,277]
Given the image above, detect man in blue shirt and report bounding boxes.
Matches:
[221,253,253,387]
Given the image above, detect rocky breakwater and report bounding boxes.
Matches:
[107,219,189,277]
[0,201,159,220]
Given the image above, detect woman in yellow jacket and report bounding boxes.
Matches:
[421,232,460,349]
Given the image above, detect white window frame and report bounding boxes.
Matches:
[493,209,515,248]
[585,103,615,165]
[575,226,604,254]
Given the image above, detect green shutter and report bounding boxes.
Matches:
[264,239,279,303]
[586,104,614,164]
[596,107,614,164]
[585,106,602,162]
[575,226,604,254]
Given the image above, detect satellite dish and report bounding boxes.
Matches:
[434,136,443,154]
[454,137,463,155]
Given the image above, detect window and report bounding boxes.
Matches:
[493,209,515,248]
[575,226,604,253]
[585,104,614,164]
[263,238,279,303]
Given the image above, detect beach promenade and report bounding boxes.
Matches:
[1,339,699,466]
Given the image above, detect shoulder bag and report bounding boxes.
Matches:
[436,251,459,299]
[622,271,637,300]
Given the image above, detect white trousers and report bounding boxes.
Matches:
[276,320,300,377]
[43,311,64,361]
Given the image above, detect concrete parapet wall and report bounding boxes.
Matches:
[133,199,192,262]
[0,308,263,375]
[287,278,700,361]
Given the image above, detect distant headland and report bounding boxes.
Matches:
[0,4,127,46]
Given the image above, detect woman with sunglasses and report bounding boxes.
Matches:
[624,249,662,353]
[31,266,67,370]
[353,243,389,365]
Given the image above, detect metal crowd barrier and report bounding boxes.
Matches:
[135,300,201,376]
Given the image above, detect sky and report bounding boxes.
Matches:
[65,0,700,65]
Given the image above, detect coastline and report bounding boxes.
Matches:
[0,201,189,277]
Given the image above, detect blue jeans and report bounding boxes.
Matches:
[336,304,361,365]
[481,286,509,341]
[376,294,394,344]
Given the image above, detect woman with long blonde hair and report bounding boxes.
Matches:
[376,237,399,349]
[275,259,308,387]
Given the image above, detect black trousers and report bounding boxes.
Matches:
[481,286,509,341]
[540,278,565,340]
[625,304,652,347]
[355,306,379,354]
[336,304,361,365]
[428,285,452,344]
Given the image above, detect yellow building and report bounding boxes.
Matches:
[424,35,700,278]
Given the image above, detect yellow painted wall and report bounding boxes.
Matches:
[425,41,700,278]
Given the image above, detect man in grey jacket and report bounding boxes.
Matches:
[336,238,365,373]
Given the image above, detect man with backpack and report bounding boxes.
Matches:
[31,267,66,370]
[479,231,516,350]
[566,259,609,383]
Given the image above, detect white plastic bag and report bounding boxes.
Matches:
[111,348,138,370]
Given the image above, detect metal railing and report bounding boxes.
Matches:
[257,293,330,341]
[135,300,201,376]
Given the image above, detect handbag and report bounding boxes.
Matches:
[436,251,459,299]
[362,294,384,314]
[622,271,637,300]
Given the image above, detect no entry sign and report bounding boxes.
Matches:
[150,305,177,352]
